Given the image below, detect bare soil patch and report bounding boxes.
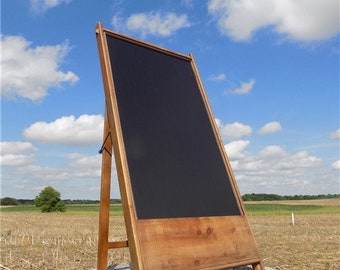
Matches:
[250,214,339,270]
[245,198,339,206]
[1,200,339,269]
[0,213,129,269]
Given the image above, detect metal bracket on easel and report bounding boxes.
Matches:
[98,132,112,156]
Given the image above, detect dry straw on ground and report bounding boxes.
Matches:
[1,200,339,270]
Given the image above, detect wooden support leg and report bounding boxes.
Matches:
[252,261,264,270]
[97,110,113,270]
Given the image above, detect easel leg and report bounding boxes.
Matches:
[252,261,264,270]
[97,110,113,270]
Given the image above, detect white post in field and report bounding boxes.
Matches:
[291,213,295,226]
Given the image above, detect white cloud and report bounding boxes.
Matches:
[112,12,191,37]
[23,114,104,146]
[0,154,36,167]
[1,35,79,102]
[0,141,37,166]
[225,79,255,95]
[221,122,253,139]
[30,0,72,13]
[0,141,37,155]
[214,124,330,194]
[13,153,102,181]
[1,150,119,199]
[230,145,323,194]
[330,129,340,139]
[215,118,223,129]
[275,150,321,170]
[258,145,286,158]
[249,147,321,172]
[258,121,282,135]
[331,160,340,170]
[208,73,226,81]
[208,0,340,42]
[68,153,102,178]
[224,140,250,160]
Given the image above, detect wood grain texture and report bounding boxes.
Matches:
[137,216,261,270]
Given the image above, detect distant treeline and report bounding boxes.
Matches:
[63,199,121,204]
[1,194,339,206]
[0,197,121,206]
[242,193,340,201]
[62,199,100,204]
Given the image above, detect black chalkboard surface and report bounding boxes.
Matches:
[106,35,241,219]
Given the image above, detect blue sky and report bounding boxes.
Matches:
[1,0,339,200]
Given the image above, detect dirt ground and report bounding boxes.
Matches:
[1,210,339,269]
[250,214,339,270]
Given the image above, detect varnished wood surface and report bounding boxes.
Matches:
[137,216,261,270]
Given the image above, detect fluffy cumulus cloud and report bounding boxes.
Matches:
[112,11,191,37]
[213,119,336,194]
[215,118,223,129]
[258,145,286,158]
[224,140,250,160]
[30,0,72,13]
[7,151,101,178]
[220,122,253,139]
[258,121,282,135]
[331,160,340,170]
[274,150,320,169]
[0,141,37,166]
[0,146,103,198]
[330,129,340,140]
[225,79,255,95]
[1,35,79,102]
[207,0,340,42]
[23,114,104,146]
[228,144,323,194]
[1,141,37,155]
[68,153,102,178]
[247,145,321,171]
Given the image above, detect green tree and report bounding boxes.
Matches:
[0,197,19,205]
[34,186,66,212]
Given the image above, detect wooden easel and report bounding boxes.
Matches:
[95,22,264,270]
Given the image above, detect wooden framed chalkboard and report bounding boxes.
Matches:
[96,22,263,270]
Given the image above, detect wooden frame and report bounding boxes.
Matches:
[95,22,264,270]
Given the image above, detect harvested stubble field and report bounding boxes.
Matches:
[0,199,339,270]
